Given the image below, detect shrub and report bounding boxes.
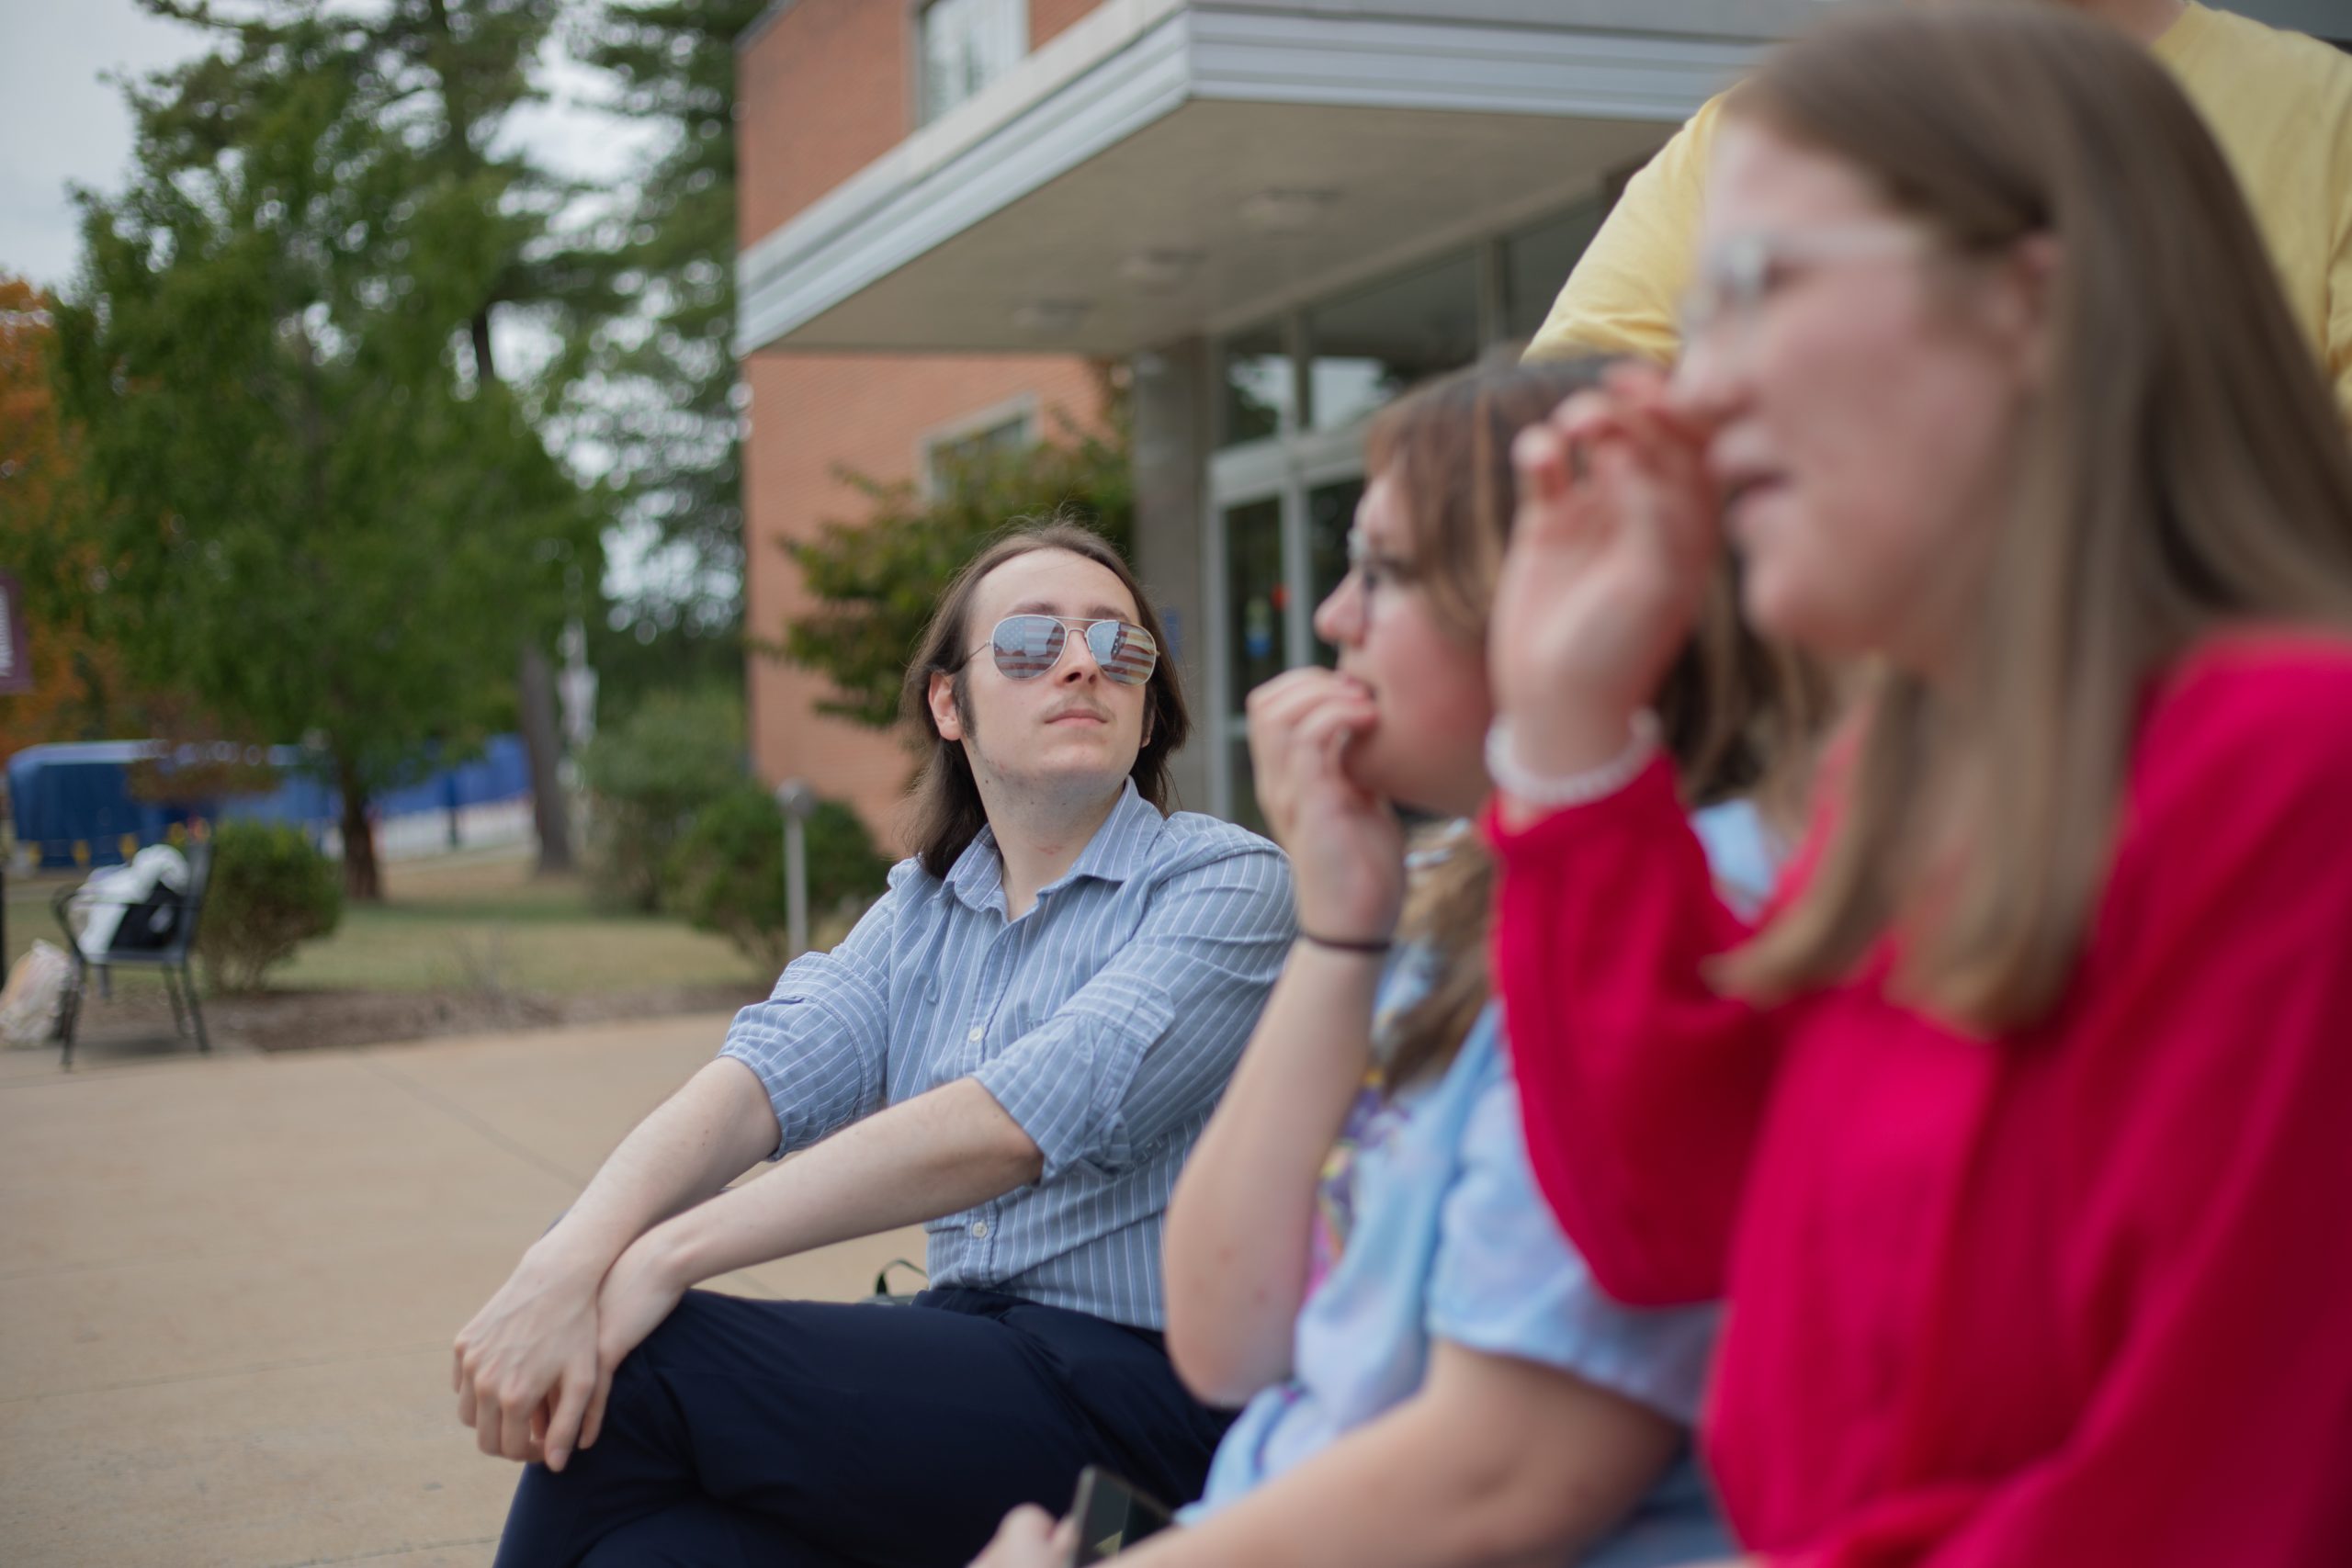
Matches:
[666,783,891,972]
[198,820,343,993]
[578,688,747,912]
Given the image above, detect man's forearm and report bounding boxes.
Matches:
[456,1058,779,1466]
[631,1076,1043,1287]
[531,1055,782,1278]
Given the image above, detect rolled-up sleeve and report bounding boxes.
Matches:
[718,867,901,1158]
[971,846,1293,1180]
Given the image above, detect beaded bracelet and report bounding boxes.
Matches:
[1484,710,1662,808]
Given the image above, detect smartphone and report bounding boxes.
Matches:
[1066,1465,1173,1565]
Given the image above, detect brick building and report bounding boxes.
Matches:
[733,0,2341,847]
[735,0,1117,847]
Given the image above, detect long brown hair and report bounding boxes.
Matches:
[1716,7,2352,1031]
[899,518,1191,879]
[1370,358,1819,1089]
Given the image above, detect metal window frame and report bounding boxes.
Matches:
[916,390,1041,497]
[909,0,1033,131]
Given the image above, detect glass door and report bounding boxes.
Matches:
[1204,425,1366,822]
[1304,469,1365,669]
[1219,493,1284,831]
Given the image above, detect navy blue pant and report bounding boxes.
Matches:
[492,1287,1233,1568]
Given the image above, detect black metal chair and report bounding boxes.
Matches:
[51,841,212,1069]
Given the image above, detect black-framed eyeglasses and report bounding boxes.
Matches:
[971,615,1159,685]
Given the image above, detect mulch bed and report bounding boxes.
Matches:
[45,982,772,1055]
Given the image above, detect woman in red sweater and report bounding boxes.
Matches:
[1485,10,2352,1567]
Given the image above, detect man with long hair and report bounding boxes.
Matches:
[457,521,1293,1565]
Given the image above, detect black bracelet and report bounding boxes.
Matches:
[1296,930,1394,955]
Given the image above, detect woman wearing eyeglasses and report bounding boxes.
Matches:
[971,358,1815,1568]
[1487,10,2352,1567]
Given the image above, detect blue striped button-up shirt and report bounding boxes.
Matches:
[719,780,1295,1329]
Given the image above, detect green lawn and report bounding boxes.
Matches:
[6,846,775,998]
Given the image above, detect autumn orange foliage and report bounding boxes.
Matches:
[0,274,129,761]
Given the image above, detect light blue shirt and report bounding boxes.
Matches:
[1188,801,1776,1564]
[719,779,1294,1329]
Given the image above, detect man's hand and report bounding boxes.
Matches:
[969,1504,1078,1568]
[453,1248,605,1469]
[571,1232,692,1465]
[451,1059,780,1469]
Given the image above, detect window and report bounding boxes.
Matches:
[1220,495,1285,831]
[1306,476,1363,663]
[922,404,1035,494]
[1304,253,1481,432]
[919,0,1026,126]
[1217,320,1294,448]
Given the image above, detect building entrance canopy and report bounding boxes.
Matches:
[734,0,1819,360]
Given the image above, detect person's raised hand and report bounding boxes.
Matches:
[1245,666,1405,944]
[453,1249,604,1468]
[1491,360,1720,784]
[968,1504,1080,1568]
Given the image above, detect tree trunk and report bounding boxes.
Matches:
[423,2,572,879]
[476,299,572,874]
[518,640,574,875]
[334,751,383,901]
[469,311,496,385]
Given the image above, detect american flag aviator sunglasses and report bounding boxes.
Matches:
[984,615,1159,685]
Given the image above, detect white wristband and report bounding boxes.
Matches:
[1485,711,1661,808]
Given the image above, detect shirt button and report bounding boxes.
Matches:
[967,1026,984,1043]
[969,1220,990,1239]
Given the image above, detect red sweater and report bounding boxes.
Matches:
[1487,636,2352,1567]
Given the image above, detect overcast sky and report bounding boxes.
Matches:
[0,0,662,294]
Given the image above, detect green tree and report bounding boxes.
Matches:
[575,685,744,912]
[569,0,768,644]
[136,0,617,878]
[140,3,590,387]
[51,9,596,900]
[781,386,1134,729]
[587,610,745,730]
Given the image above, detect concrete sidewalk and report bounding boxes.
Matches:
[0,1016,925,1566]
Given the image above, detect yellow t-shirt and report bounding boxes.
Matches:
[1522,4,2352,418]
